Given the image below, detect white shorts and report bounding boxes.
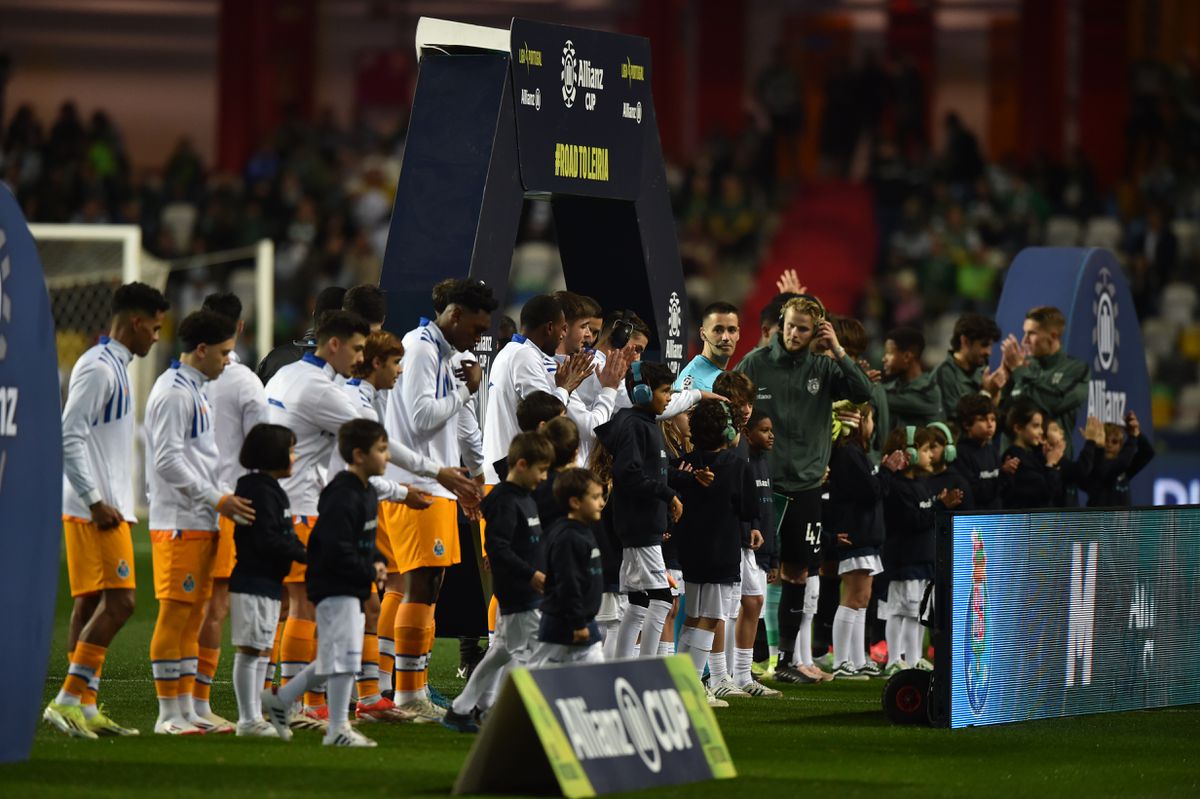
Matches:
[494,608,540,665]
[838,555,884,576]
[314,595,366,675]
[668,568,684,597]
[620,546,669,592]
[230,592,281,651]
[596,592,628,623]
[740,549,766,597]
[530,640,605,668]
[881,579,930,619]
[803,575,820,615]
[684,582,738,620]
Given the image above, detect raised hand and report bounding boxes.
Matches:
[598,347,630,390]
[1125,410,1141,438]
[454,360,483,394]
[555,351,595,393]
[1082,416,1105,446]
[982,364,1008,395]
[776,268,807,295]
[882,450,908,473]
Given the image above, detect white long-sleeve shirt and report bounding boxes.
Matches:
[206,351,268,494]
[385,320,478,499]
[323,377,411,503]
[482,335,570,484]
[61,336,138,521]
[266,353,434,515]
[144,361,222,531]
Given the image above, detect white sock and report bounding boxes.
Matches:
[325,673,354,733]
[851,608,868,669]
[796,613,815,667]
[179,657,198,718]
[709,641,729,684]
[357,660,381,706]
[657,639,674,656]
[639,600,671,658]
[725,614,738,675]
[885,617,904,666]
[54,689,81,707]
[902,616,924,665]
[178,691,195,720]
[81,703,98,720]
[768,644,780,660]
[233,653,260,724]
[601,620,622,660]
[734,648,754,687]
[277,661,319,707]
[632,643,641,657]
[833,605,855,667]
[256,656,269,715]
[194,698,212,719]
[157,696,180,722]
[680,627,714,677]
[378,637,394,692]
[452,640,511,716]
[614,604,647,659]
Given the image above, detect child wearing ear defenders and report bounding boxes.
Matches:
[669,399,762,700]
[925,421,975,511]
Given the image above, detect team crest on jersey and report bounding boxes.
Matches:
[433,538,446,557]
[807,377,820,395]
[116,559,130,579]
[182,573,195,594]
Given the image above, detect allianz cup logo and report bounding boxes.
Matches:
[1092,268,1119,374]
[555,678,693,772]
[561,40,578,108]
[615,678,661,773]
[667,292,682,338]
[964,529,989,715]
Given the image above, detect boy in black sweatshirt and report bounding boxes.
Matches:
[593,361,684,661]
[228,424,308,738]
[950,394,1014,510]
[1000,401,1064,510]
[532,468,607,666]
[1083,411,1155,506]
[264,419,389,748]
[444,432,554,732]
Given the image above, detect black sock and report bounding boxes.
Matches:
[778,581,804,666]
[753,618,768,662]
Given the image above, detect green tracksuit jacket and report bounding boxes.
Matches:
[1004,348,1090,456]
[883,370,945,430]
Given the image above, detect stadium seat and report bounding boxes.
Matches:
[1141,316,1177,360]
[1045,215,1081,247]
[1172,383,1200,431]
[1171,218,1199,262]
[1082,216,1123,251]
[1161,283,1198,328]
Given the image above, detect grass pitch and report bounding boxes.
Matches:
[2,534,1197,798]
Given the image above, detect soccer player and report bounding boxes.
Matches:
[735,295,872,683]
[45,282,169,739]
[929,312,1007,414]
[228,424,306,737]
[196,291,268,729]
[530,468,607,667]
[343,283,388,332]
[263,419,393,747]
[386,279,496,721]
[256,286,346,384]
[265,310,474,727]
[145,310,255,734]
[442,432,554,732]
[675,301,741,392]
[1000,306,1090,459]
[882,326,945,430]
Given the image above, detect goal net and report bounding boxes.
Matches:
[31,224,275,515]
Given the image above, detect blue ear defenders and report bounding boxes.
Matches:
[629,360,652,405]
[905,425,919,463]
[928,421,957,463]
[720,401,738,443]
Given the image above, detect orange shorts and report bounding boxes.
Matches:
[375,502,400,574]
[383,497,460,574]
[479,483,496,557]
[211,516,237,580]
[284,516,317,584]
[150,529,218,603]
[62,516,137,597]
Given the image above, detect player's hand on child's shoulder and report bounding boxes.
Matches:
[530,570,546,593]
[403,489,433,509]
[217,494,255,524]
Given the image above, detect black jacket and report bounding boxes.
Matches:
[928,468,974,512]
[594,407,678,548]
[482,481,544,614]
[255,328,315,385]
[306,471,378,604]
[882,473,942,580]
[672,449,758,585]
[951,437,1002,510]
[1083,434,1155,507]
[229,473,307,600]
[747,448,778,570]
[828,443,886,558]
[538,518,604,645]
[597,496,623,593]
[532,470,565,532]
[1000,445,1062,510]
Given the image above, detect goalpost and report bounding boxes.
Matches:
[30,223,274,515]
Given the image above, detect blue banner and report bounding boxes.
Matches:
[946,507,1200,728]
[0,185,63,762]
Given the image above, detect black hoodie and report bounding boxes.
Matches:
[229,472,307,600]
[481,480,544,614]
[594,406,678,548]
[881,472,944,580]
[1083,434,1155,507]
[748,448,779,570]
[306,471,378,604]
[671,448,759,585]
[828,442,886,558]
[999,444,1063,510]
[951,436,1002,510]
[538,518,604,645]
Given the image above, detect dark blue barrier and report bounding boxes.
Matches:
[0,185,63,762]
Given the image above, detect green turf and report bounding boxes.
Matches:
[1,533,1197,798]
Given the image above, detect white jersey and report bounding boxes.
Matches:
[206,351,268,493]
[144,361,223,531]
[572,348,702,465]
[385,320,477,499]
[482,335,570,485]
[266,353,435,515]
[558,350,619,468]
[61,336,138,521]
